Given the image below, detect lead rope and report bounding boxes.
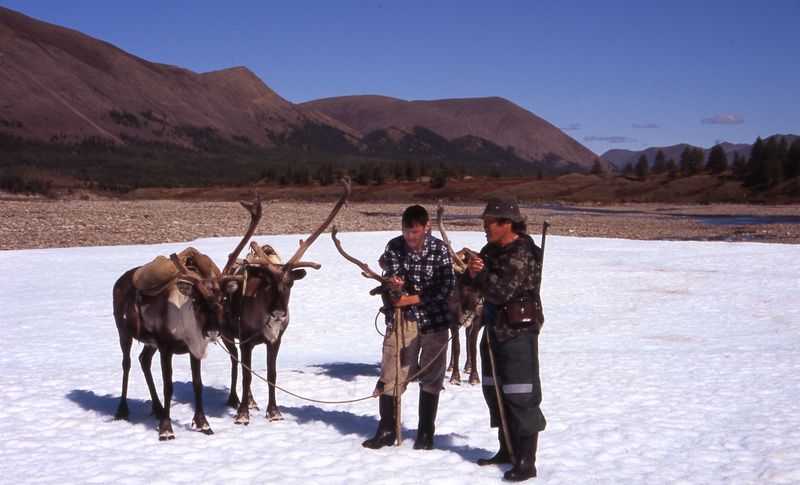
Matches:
[213,338,374,404]
[214,307,470,406]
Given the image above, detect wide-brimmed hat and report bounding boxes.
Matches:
[480,197,525,223]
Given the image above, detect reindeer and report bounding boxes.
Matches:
[112,198,261,440]
[436,201,484,386]
[222,177,351,424]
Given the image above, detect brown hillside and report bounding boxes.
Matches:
[302,95,598,168]
[0,7,360,147]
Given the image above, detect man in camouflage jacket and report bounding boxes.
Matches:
[466,196,546,482]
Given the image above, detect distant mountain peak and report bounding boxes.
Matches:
[302,95,597,168]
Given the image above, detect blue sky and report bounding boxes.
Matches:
[3,1,798,156]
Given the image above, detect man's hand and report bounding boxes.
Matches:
[467,255,485,278]
[392,294,421,307]
[387,275,404,292]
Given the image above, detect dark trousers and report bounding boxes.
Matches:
[480,327,546,437]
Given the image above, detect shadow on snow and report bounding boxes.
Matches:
[67,382,232,423]
[304,361,381,382]
[284,404,490,463]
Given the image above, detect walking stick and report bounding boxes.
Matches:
[536,221,550,291]
[486,329,516,464]
[394,307,403,446]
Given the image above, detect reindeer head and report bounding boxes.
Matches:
[239,243,313,326]
[171,252,241,340]
[233,177,351,329]
[168,193,265,339]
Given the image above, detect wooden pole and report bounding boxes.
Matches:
[486,330,516,464]
[394,307,403,446]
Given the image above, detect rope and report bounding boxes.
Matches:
[214,338,375,404]
[213,301,478,406]
[374,310,386,337]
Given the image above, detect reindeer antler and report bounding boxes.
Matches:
[436,199,468,272]
[247,241,323,272]
[221,194,263,275]
[284,176,351,269]
[331,226,385,283]
[170,252,214,297]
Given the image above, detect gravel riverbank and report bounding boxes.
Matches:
[2,199,800,250]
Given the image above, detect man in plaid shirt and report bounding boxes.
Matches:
[362,205,455,451]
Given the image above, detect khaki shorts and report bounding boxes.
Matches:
[379,318,449,396]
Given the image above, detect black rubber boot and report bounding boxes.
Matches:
[503,433,538,481]
[476,428,511,466]
[413,391,439,450]
[362,395,397,449]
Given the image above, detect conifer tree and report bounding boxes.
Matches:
[666,159,678,180]
[652,149,667,174]
[731,151,748,179]
[680,146,702,176]
[745,137,767,187]
[590,158,605,175]
[706,144,728,174]
[635,154,649,180]
[764,137,784,186]
[786,139,800,179]
[623,162,634,176]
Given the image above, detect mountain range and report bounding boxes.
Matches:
[0,6,596,176]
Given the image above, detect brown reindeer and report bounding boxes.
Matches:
[113,198,262,440]
[222,177,351,424]
[436,201,484,386]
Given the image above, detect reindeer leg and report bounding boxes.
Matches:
[447,325,456,372]
[468,321,482,385]
[235,343,253,425]
[158,350,175,440]
[266,336,283,421]
[190,354,213,435]
[464,323,474,373]
[224,338,240,408]
[449,325,462,385]
[139,345,164,419]
[115,333,132,420]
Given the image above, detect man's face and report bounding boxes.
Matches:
[402,223,427,253]
[483,218,513,245]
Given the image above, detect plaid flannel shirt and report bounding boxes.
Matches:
[379,233,455,333]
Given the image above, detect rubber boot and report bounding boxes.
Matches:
[413,391,439,450]
[476,428,511,466]
[503,433,538,481]
[362,395,397,449]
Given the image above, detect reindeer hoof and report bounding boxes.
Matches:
[469,375,481,385]
[234,411,250,425]
[267,410,284,422]
[158,420,174,440]
[192,418,214,435]
[449,375,462,386]
[115,401,130,421]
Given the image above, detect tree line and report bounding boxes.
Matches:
[592,135,800,189]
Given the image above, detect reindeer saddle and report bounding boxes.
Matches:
[133,247,217,295]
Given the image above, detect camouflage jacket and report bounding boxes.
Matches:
[467,233,544,340]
